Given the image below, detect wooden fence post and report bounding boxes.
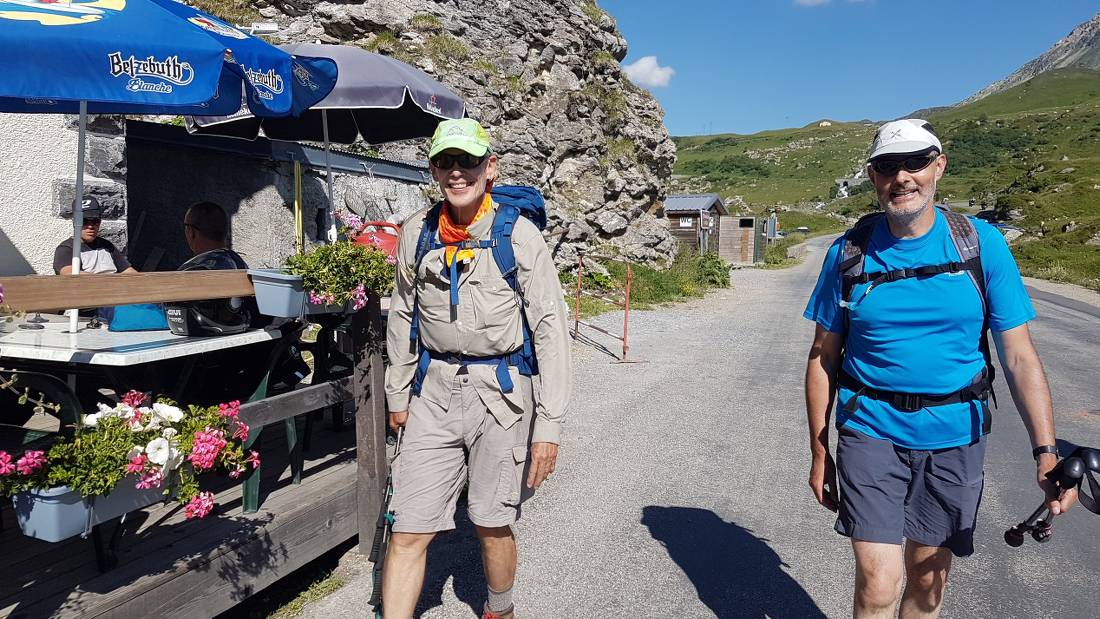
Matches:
[354,293,388,552]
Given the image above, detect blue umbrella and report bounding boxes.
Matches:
[0,0,338,331]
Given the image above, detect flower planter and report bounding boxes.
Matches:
[248,268,348,317]
[12,476,164,543]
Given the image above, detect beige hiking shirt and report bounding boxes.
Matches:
[385,201,573,444]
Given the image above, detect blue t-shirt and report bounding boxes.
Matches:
[804,211,1035,450]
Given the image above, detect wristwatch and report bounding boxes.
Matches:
[1032,445,1059,461]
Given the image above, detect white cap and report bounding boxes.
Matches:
[867,119,942,161]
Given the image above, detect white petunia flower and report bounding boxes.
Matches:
[127,445,143,460]
[83,413,100,427]
[96,402,115,416]
[146,437,171,466]
[153,402,184,423]
[164,443,183,471]
[161,427,178,439]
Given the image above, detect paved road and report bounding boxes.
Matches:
[304,234,1100,618]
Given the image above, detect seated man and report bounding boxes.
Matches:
[53,197,138,275]
[173,202,289,404]
[175,200,263,330]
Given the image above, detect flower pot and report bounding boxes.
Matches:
[12,476,164,543]
[248,269,349,317]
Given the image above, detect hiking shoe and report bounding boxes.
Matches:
[483,603,515,619]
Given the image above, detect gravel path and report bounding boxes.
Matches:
[302,236,1100,618]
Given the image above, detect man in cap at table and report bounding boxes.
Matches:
[52,197,137,275]
[382,118,572,619]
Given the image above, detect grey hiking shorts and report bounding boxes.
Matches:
[835,426,986,557]
[390,371,534,533]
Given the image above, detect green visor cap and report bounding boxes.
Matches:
[429,118,492,159]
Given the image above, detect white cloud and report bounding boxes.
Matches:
[622,56,676,88]
[794,0,831,6]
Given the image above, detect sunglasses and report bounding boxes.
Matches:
[430,152,486,170]
[870,153,939,176]
[82,219,101,227]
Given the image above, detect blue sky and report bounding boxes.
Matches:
[600,0,1100,136]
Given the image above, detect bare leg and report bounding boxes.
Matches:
[475,525,517,593]
[899,541,953,619]
[381,532,436,619]
[852,540,904,619]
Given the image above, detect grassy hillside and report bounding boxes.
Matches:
[673,121,875,205]
[673,69,1100,290]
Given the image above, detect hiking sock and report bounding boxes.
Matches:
[487,584,514,613]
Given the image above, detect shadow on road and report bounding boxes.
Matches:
[642,506,826,619]
[571,328,621,360]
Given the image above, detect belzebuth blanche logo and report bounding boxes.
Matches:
[108,52,194,94]
[244,67,284,100]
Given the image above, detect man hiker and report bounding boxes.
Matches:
[803,119,1077,618]
[382,118,572,619]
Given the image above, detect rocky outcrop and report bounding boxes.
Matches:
[965,11,1100,103]
[249,0,678,267]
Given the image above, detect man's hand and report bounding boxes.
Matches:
[388,410,408,433]
[526,442,558,489]
[809,452,840,512]
[1037,453,1077,516]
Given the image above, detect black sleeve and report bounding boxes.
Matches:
[105,240,132,272]
[52,241,73,274]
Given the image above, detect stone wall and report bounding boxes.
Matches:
[125,137,428,271]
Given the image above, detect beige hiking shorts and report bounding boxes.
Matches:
[390,371,535,533]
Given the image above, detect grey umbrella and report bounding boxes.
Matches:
[188,43,466,142]
[187,43,466,239]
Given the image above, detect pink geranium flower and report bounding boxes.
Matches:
[15,450,46,475]
[126,454,149,474]
[245,450,261,469]
[135,466,163,489]
[232,420,249,442]
[184,491,215,519]
[0,451,15,476]
[218,400,241,419]
[122,390,146,408]
[188,427,227,471]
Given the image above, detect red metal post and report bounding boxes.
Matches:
[574,253,583,336]
[622,263,632,361]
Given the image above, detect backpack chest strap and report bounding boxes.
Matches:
[844,256,981,288]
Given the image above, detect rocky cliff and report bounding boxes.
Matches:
[246,0,678,267]
[964,11,1100,104]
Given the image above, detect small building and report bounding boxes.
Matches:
[662,194,729,254]
[717,215,765,265]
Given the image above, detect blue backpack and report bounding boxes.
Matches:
[409,185,546,396]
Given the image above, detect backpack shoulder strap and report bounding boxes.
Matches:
[940,208,985,310]
[414,202,445,270]
[490,202,522,290]
[839,211,881,303]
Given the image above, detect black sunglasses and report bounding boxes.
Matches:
[870,153,939,176]
[430,152,486,170]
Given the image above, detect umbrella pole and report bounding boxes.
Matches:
[322,110,337,242]
[294,160,303,254]
[68,101,88,335]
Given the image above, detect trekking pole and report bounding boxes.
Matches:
[1005,453,1088,546]
[369,427,403,617]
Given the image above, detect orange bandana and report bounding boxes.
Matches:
[438,194,494,266]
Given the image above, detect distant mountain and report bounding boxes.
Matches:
[964,11,1100,104]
